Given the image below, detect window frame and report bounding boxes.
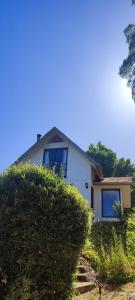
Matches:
[102,189,121,218]
[43,147,68,178]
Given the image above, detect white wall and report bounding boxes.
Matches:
[22,141,93,206]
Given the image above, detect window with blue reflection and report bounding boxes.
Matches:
[102,190,120,217]
[43,148,68,177]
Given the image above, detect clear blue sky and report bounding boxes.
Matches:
[1,0,135,171]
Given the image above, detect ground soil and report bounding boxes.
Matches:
[76,281,135,299]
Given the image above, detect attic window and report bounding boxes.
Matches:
[48,135,64,143]
[43,148,68,177]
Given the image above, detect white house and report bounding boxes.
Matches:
[15,127,132,221]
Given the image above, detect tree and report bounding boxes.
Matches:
[119,1,135,101]
[87,141,135,177]
[114,158,135,176]
[87,141,116,177]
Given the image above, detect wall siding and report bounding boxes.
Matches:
[21,141,93,206]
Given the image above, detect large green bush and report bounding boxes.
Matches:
[0,163,89,300]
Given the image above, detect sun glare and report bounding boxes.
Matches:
[120,79,132,100]
[109,76,135,121]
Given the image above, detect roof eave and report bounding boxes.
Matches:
[94,182,132,186]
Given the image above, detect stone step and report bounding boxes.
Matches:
[76,291,93,300]
[78,265,91,274]
[75,282,96,294]
[77,273,92,282]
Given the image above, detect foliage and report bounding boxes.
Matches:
[125,212,135,258]
[82,210,101,270]
[114,158,135,177]
[87,142,116,177]
[84,218,135,284]
[82,240,100,271]
[90,221,126,251]
[119,1,135,101]
[113,200,123,220]
[87,141,135,177]
[98,235,133,284]
[5,277,40,300]
[0,163,89,300]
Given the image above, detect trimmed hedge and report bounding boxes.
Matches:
[0,163,89,300]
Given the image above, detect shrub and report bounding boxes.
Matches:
[5,277,40,300]
[0,163,89,300]
[88,221,135,284]
[91,221,126,251]
[82,243,100,271]
[113,200,123,220]
[126,217,135,259]
[97,232,135,284]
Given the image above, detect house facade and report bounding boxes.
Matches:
[15,127,132,221]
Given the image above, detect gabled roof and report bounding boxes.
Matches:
[15,127,103,178]
[94,177,132,186]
